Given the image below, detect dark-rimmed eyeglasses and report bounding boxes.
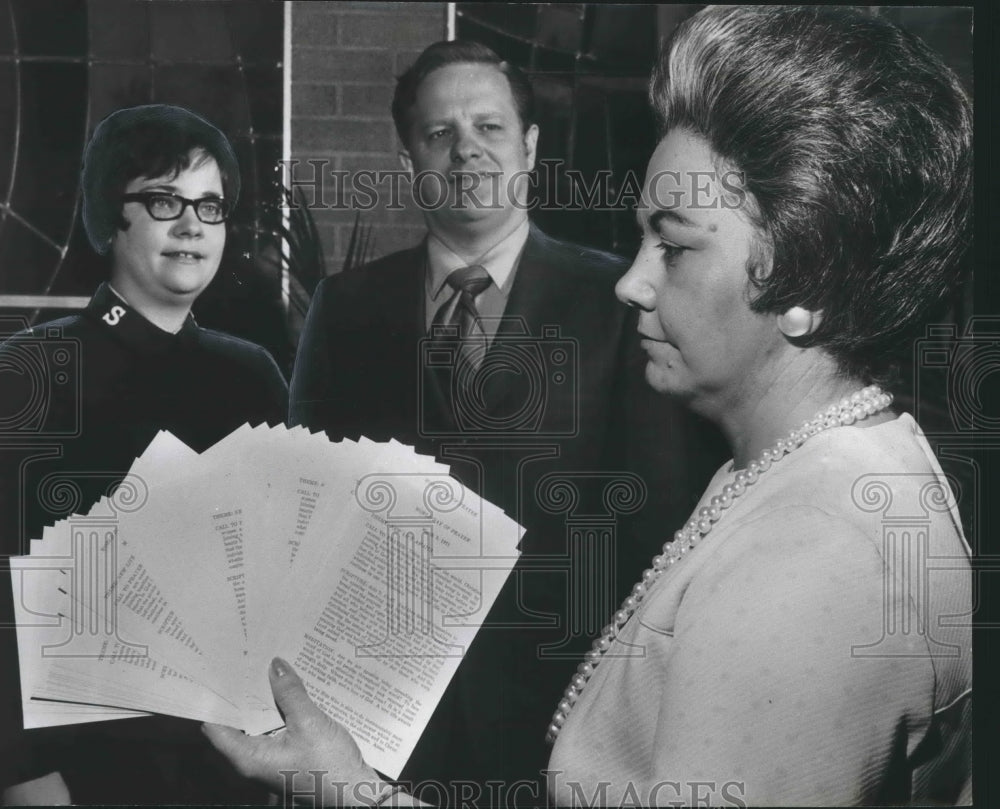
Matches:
[121,192,231,224]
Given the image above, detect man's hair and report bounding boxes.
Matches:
[391,40,535,146]
[651,5,972,383]
[82,104,240,255]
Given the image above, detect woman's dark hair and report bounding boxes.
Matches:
[82,104,240,255]
[391,40,535,146]
[651,6,972,383]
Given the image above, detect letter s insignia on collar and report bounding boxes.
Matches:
[102,305,126,326]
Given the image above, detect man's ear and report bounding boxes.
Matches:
[523,124,539,171]
[398,149,414,177]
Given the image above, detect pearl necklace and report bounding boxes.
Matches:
[545,384,893,744]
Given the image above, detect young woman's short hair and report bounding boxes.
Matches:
[651,6,972,383]
[82,104,240,255]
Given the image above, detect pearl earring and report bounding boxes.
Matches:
[777,306,817,338]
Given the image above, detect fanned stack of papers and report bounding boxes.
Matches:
[10,423,523,778]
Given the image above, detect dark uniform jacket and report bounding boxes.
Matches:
[289,224,725,801]
[0,282,287,804]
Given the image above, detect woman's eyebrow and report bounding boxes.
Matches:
[134,183,179,191]
[649,208,701,231]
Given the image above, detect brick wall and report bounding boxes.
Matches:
[289,2,448,273]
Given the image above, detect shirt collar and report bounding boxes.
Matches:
[85,282,199,353]
[425,218,530,301]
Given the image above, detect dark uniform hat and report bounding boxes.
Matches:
[82,104,240,255]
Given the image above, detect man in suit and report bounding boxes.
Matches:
[289,41,721,803]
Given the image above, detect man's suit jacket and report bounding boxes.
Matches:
[289,224,724,796]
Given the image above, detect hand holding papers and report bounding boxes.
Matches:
[203,656,387,802]
[11,424,523,778]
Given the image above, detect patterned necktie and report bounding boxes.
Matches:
[431,265,492,369]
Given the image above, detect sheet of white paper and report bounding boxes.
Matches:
[12,424,524,779]
[252,460,521,777]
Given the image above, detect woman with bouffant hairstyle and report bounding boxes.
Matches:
[650,5,972,385]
